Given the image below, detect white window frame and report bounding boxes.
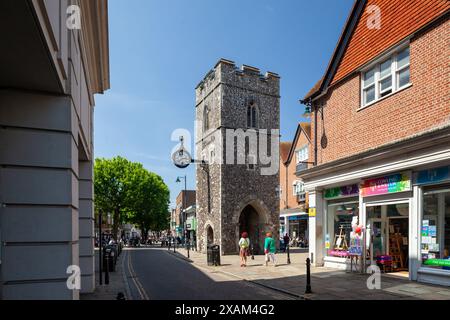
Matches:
[293,180,305,196]
[360,43,411,109]
[296,145,309,164]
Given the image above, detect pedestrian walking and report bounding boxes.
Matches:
[238,232,250,267]
[283,233,290,253]
[264,232,277,267]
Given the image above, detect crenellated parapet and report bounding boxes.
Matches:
[196,58,280,104]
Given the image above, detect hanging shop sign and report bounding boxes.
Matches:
[415,166,450,185]
[324,184,359,200]
[360,172,411,197]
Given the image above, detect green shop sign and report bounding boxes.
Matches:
[424,259,450,268]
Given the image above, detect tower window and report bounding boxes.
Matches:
[247,101,258,128]
[203,105,210,132]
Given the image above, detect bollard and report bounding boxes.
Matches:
[305,258,312,294]
[287,244,291,264]
[251,245,255,260]
[105,250,110,285]
[187,241,190,259]
[173,239,176,253]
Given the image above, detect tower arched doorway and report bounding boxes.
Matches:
[206,226,214,247]
[239,205,264,255]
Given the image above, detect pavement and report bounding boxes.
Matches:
[168,246,450,300]
[80,248,130,300]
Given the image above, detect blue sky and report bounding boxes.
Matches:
[94,0,354,208]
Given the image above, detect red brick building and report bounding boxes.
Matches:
[279,123,311,245]
[299,0,450,286]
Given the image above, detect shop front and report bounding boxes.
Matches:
[310,164,450,286]
[360,172,413,278]
[280,210,309,248]
[323,184,360,270]
[415,166,450,286]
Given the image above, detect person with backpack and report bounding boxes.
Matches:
[264,232,277,267]
[239,232,250,267]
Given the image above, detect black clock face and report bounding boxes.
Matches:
[172,148,192,169]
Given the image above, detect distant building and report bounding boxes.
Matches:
[279,123,311,245]
[175,190,196,238]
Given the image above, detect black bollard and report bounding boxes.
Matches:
[105,250,110,285]
[251,245,255,260]
[305,258,312,294]
[287,244,291,264]
[173,239,176,253]
[187,241,190,259]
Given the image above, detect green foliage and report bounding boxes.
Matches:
[94,156,170,238]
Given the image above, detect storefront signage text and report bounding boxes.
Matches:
[415,166,450,185]
[324,184,359,199]
[360,172,411,197]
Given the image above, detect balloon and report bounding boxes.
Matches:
[355,227,362,234]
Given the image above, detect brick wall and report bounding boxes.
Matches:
[280,128,310,210]
[311,17,450,166]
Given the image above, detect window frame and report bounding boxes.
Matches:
[293,180,305,196]
[247,104,259,129]
[296,145,309,164]
[360,43,411,109]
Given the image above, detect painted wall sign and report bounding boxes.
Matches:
[324,184,359,199]
[360,172,411,197]
[415,166,450,185]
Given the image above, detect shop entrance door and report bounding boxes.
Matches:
[365,202,410,274]
[388,217,409,272]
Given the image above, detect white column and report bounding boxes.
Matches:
[410,185,421,281]
[284,216,289,236]
[308,190,324,266]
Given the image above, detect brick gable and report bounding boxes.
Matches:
[331,0,449,85]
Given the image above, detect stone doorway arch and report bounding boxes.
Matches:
[234,196,272,255]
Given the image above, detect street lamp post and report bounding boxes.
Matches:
[172,136,208,259]
[176,175,188,257]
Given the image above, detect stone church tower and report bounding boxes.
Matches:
[195,59,280,255]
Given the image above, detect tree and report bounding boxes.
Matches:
[94,156,170,240]
[125,166,170,240]
[94,156,141,239]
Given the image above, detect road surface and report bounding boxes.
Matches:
[122,247,294,300]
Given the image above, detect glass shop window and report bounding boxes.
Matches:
[326,198,359,255]
[421,188,450,270]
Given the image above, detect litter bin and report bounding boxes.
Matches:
[207,245,220,266]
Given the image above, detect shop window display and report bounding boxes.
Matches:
[326,198,359,257]
[421,189,450,269]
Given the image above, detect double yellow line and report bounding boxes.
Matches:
[127,250,150,300]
